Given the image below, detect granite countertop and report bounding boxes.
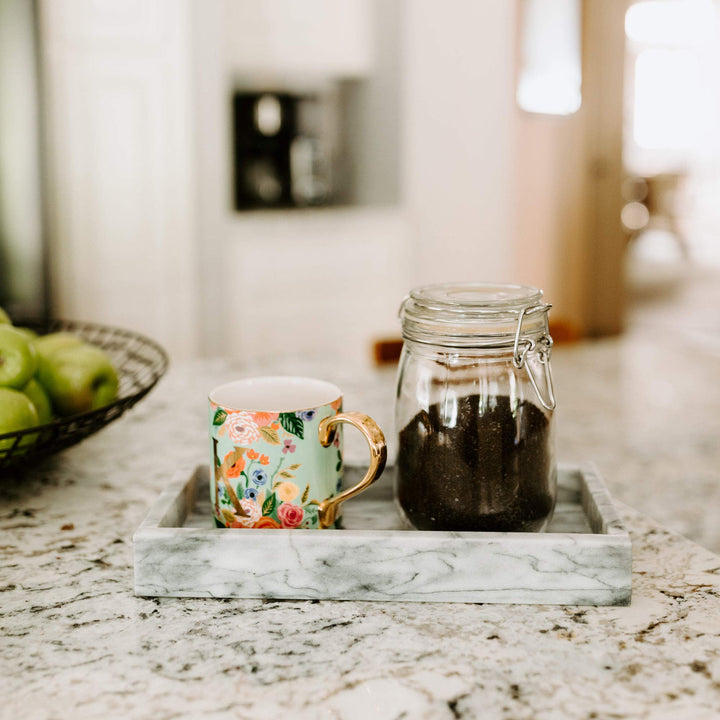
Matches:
[2,341,720,719]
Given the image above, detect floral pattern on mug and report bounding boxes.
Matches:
[229,498,262,527]
[275,481,299,502]
[212,405,339,530]
[224,452,246,479]
[253,412,279,427]
[277,503,304,528]
[253,516,281,529]
[226,411,262,444]
[250,468,269,487]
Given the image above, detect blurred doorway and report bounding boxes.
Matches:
[515,0,629,338]
[622,0,720,293]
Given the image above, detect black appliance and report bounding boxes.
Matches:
[232,91,330,210]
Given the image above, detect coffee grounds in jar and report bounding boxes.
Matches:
[397,394,555,532]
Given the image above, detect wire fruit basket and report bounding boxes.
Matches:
[0,320,168,472]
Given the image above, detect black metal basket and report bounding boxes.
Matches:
[0,320,168,472]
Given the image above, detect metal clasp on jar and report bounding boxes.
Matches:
[512,304,557,411]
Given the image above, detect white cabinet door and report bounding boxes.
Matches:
[222,0,373,78]
[224,208,410,369]
[40,0,198,360]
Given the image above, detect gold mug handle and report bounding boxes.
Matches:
[317,412,387,529]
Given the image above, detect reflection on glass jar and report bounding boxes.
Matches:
[395,282,557,532]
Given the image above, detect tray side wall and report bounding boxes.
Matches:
[133,464,632,606]
[134,532,631,606]
[580,463,629,536]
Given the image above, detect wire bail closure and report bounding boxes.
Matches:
[512,304,556,411]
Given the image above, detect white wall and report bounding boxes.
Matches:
[40,0,523,365]
[40,0,199,359]
[223,208,410,366]
[196,0,521,364]
[193,0,411,368]
[340,0,403,207]
[222,0,373,78]
[401,0,518,286]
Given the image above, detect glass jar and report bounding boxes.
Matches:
[395,282,557,532]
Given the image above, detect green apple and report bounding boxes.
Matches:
[0,326,38,389]
[33,331,84,358]
[13,326,38,342]
[0,387,39,450]
[22,378,53,424]
[37,344,119,416]
[0,307,11,325]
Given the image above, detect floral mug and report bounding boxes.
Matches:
[209,376,387,529]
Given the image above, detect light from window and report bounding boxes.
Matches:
[625,0,714,47]
[633,49,703,149]
[516,0,582,116]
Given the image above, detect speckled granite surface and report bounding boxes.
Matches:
[1,322,720,718]
[552,330,720,555]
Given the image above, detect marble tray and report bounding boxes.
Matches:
[133,464,632,605]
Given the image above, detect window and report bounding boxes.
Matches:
[517,0,582,116]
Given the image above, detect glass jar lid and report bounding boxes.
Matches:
[399,282,551,347]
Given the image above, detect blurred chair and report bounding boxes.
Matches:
[621,172,689,258]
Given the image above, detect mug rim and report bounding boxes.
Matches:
[209,375,343,413]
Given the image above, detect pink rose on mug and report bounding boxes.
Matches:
[278,503,304,528]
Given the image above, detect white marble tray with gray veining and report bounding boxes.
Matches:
[133,464,631,605]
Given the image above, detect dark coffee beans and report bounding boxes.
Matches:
[397,394,555,532]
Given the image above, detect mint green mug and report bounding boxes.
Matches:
[209,376,387,529]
